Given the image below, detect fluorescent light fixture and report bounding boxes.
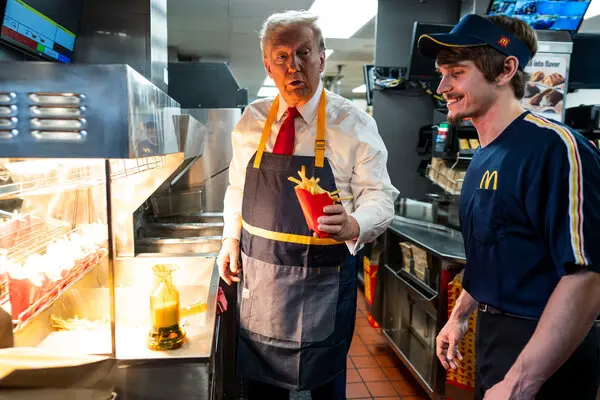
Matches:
[584,0,600,19]
[325,49,334,59]
[309,0,377,39]
[257,86,279,97]
[352,84,366,94]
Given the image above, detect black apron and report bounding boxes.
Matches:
[236,90,357,390]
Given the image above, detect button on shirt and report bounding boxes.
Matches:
[223,81,399,254]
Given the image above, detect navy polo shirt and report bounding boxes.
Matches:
[460,111,600,318]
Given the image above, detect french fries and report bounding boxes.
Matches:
[288,165,353,202]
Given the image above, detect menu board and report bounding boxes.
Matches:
[521,53,568,122]
[1,0,75,63]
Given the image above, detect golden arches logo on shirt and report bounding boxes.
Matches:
[479,170,498,190]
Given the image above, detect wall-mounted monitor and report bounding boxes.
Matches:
[569,33,600,90]
[407,22,453,81]
[487,1,592,32]
[0,0,82,63]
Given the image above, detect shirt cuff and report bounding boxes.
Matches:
[222,218,242,241]
[346,210,374,256]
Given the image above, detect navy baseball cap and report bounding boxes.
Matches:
[418,14,533,70]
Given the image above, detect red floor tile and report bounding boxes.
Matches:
[346,382,371,398]
[351,355,380,368]
[392,380,420,396]
[357,325,377,336]
[347,368,362,383]
[375,354,399,368]
[357,367,388,382]
[361,334,388,346]
[350,343,371,357]
[365,380,398,397]
[382,366,406,381]
[368,343,393,356]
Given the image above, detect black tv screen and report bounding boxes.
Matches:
[0,0,82,63]
[407,22,453,81]
[488,1,592,32]
[569,33,600,90]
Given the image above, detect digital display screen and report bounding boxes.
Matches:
[1,0,76,63]
[488,0,592,32]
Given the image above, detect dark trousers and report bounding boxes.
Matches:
[475,310,600,400]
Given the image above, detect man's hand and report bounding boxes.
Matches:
[483,375,538,400]
[217,238,241,285]
[316,204,360,242]
[436,316,468,370]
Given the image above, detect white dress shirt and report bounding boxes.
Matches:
[222,80,399,254]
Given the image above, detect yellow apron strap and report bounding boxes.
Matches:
[254,89,327,169]
[253,95,280,169]
[315,89,327,168]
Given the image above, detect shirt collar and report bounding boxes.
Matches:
[276,79,323,123]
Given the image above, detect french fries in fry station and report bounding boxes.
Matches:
[288,166,353,238]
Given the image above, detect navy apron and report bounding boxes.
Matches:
[236,90,357,391]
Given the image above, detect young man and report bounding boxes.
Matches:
[419,14,600,400]
[218,10,398,400]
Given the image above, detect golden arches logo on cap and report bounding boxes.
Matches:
[497,36,510,48]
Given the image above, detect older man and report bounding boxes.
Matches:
[218,10,398,399]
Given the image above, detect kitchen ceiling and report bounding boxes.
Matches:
[167,0,600,102]
[167,0,376,101]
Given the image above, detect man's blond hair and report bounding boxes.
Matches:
[259,10,326,58]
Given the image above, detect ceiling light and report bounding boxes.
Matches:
[584,0,600,19]
[325,49,334,59]
[257,86,279,97]
[309,0,378,39]
[352,84,366,94]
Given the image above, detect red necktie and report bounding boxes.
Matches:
[273,107,300,155]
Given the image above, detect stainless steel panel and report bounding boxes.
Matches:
[164,108,239,212]
[0,92,16,104]
[136,236,222,255]
[150,187,204,218]
[180,109,238,188]
[111,153,184,257]
[29,93,85,106]
[173,114,207,159]
[0,105,17,116]
[0,117,17,129]
[141,222,223,238]
[0,63,180,159]
[30,106,86,118]
[0,129,18,139]
[30,118,87,130]
[31,130,87,141]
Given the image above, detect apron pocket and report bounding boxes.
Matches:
[241,252,339,343]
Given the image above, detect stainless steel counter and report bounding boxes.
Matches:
[378,217,467,399]
[389,216,466,264]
